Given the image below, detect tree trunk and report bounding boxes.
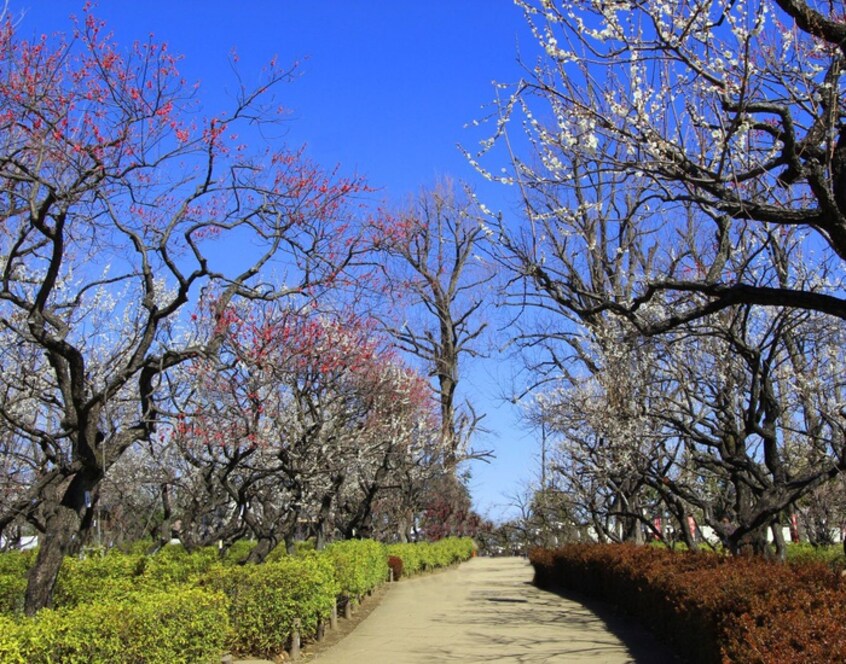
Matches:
[315,494,335,550]
[24,474,96,614]
[244,535,277,564]
[771,520,787,561]
[397,511,412,543]
[315,475,344,550]
[731,524,771,557]
[147,483,173,555]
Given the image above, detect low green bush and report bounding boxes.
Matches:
[0,573,26,617]
[433,536,476,564]
[293,539,316,556]
[785,542,845,568]
[0,550,34,577]
[201,554,338,658]
[54,551,145,607]
[3,535,476,661]
[222,539,258,564]
[323,539,388,599]
[140,543,220,584]
[5,586,228,663]
[386,537,475,578]
[0,615,24,662]
[52,543,227,609]
[386,543,423,576]
[0,551,34,617]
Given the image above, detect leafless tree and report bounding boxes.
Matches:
[374,180,494,465]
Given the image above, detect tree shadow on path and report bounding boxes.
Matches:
[535,583,683,663]
[424,562,681,663]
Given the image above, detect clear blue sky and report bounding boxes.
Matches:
[13,1,545,521]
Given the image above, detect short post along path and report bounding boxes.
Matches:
[307,556,678,663]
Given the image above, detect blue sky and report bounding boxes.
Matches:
[13,1,545,521]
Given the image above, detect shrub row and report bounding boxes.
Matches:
[201,554,338,657]
[0,536,476,662]
[0,587,228,663]
[386,537,476,576]
[0,552,34,616]
[529,543,846,664]
[322,539,388,600]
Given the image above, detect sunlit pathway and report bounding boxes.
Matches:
[307,556,678,664]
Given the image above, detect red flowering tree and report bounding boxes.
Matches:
[0,9,367,611]
[333,340,443,542]
[419,472,485,542]
[166,300,442,559]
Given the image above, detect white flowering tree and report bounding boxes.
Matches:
[0,11,367,611]
[501,0,846,320]
[532,327,676,543]
[473,0,846,551]
[526,227,846,554]
[480,0,846,324]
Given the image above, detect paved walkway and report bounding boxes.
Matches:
[307,556,679,663]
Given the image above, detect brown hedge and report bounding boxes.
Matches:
[529,544,846,663]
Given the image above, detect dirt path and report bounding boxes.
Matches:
[305,556,679,663]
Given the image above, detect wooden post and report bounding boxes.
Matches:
[290,620,301,661]
[330,603,338,630]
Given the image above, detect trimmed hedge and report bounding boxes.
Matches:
[0,551,34,617]
[530,543,846,664]
[323,539,388,599]
[139,544,222,584]
[387,537,475,577]
[201,554,339,657]
[0,536,476,661]
[222,539,258,564]
[2,587,228,663]
[0,615,24,662]
[54,551,147,607]
[386,543,424,576]
[0,574,26,617]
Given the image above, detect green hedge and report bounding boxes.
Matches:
[0,575,26,617]
[221,539,258,564]
[385,543,424,575]
[201,554,338,658]
[322,539,388,599]
[138,544,221,585]
[0,615,24,661]
[1,536,476,660]
[387,537,475,576]
[54,552,147,607]
[0,551,34,617]
[52,544,228,609]
[2,587,228,663]
[0,551,33,577]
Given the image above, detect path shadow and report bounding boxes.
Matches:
[425,564,681,663]
[535,583,682,663]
